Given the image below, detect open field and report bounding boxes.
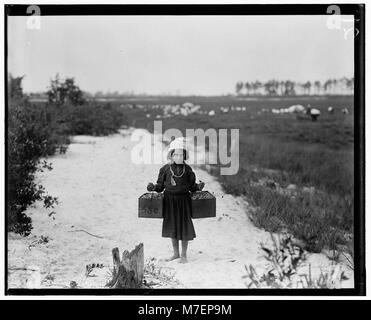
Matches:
[117,95,353,149]
[116,95,354,253]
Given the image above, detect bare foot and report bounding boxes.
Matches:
[179,256,188,264]
[165,254,180,262]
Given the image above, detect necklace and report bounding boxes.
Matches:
[169,164,185,186]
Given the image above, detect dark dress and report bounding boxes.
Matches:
[153,162,198,241]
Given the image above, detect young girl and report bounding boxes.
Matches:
[147,137,205,263]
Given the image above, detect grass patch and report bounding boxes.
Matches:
[244,185,353,252]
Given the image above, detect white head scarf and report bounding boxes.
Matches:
[167,137,189,161]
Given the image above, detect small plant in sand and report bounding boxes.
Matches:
[298,264,348,289]
[244,233,305,288]
[28,235,51,250]
[41,273,56,286]
[85,263,105,277]
[244,233,348,289]
[142,257,183,288]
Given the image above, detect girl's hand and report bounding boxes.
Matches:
[198,181,205,191]
[147,183,155,192]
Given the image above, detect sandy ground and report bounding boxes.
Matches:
[8,128,354,289]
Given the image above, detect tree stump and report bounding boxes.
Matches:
[107,243,144,288]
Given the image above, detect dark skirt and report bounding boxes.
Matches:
[162,191,196,241]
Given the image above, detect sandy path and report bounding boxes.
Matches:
[8,128,354,289]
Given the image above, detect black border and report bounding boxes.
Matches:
[4,2,9,297]
[4,4,366,296]
[353,1,366,297]
[1,300,369,317]
[3,4,363,16]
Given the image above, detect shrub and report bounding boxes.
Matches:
[47,74,85,106]
[8,96,60,235]
[61,102,127,136]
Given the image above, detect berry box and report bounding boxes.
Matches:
[191,191,216,219]
[138,192,164,218]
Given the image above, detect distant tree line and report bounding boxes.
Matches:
[235,77,354,96]
[24,76,354,99]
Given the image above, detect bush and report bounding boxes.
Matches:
[8,96,60,235]
[47,74,85,106]
[62,102,126,136]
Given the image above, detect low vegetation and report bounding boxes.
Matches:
[7,74,128,235]
[244,233,349,288]
[118,95,354,254]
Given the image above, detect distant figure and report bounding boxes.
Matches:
[306,104,321,121]
[220,106,229,114]
[208,110,215,116]
[306,104,311,115]
[328,106,334,114]
[342,108,349,115]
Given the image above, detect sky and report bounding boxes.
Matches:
[8,15,354,95]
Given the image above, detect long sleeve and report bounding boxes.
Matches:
[189,169,199,192]
[154,166,166,192]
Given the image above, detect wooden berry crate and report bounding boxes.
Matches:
[138,192,164,218]
[191,191,216,219]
